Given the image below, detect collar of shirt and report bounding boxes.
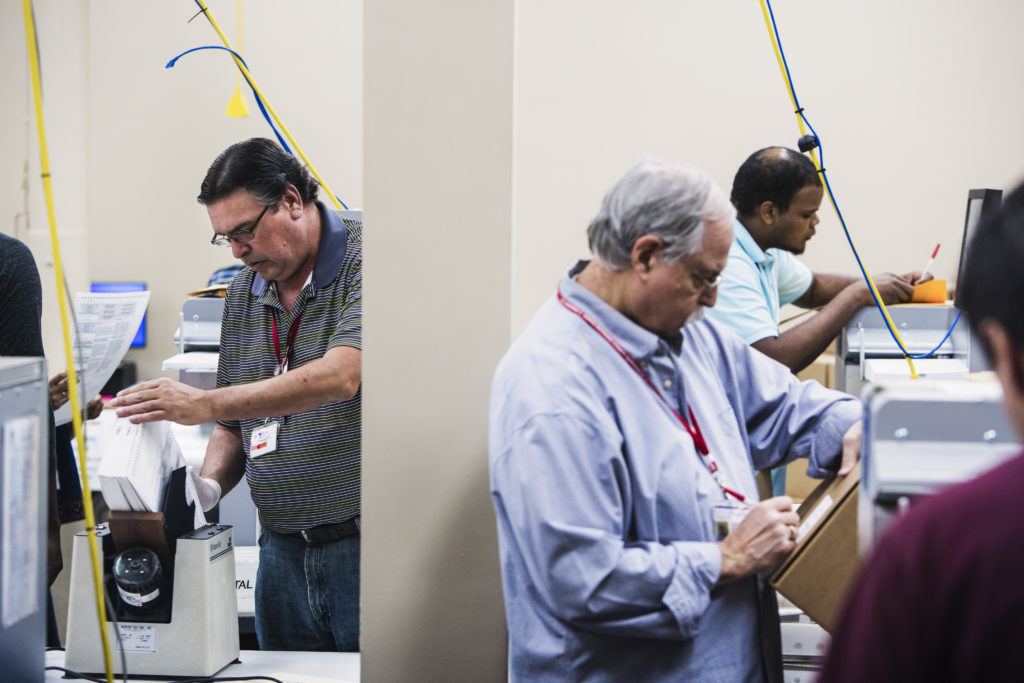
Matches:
[564,260,684,358]
[251,201,350,298]
[733,218,776,267]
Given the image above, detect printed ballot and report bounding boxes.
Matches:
[54,290,150,427]
[98,419,185,513]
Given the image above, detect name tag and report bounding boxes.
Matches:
[250,421,279,458]
[712,502,752,541]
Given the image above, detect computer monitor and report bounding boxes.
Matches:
[955,189,1002,307]
[89,281,147,347]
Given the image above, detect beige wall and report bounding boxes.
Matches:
[363,2,512,679]
[512,0,1024,334]
[4,2,1024,681]
[1,0,362,381]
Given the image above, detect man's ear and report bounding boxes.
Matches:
[980,320,1024,399]
[758,200,778,225]
[282,185,304,217]
[630,235,663,276]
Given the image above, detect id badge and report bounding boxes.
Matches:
[250,421,280,458]
[712,503,752,541]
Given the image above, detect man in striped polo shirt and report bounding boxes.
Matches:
[112,138,362,651]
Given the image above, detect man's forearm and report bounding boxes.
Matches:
[752,286,866,373]
[204,345,361,422]
[200,424,247,497]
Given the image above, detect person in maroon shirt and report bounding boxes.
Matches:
[818,184,1024,682]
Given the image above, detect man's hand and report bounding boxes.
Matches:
[904,270,933,286]
[839,419,862,475]
[85,394,104,421]
[50,372,105,421]
[48,372,69,411]
[716,496,799,587]
[111,378,211,425]
[188,467,222,512]
[854,273,914,307]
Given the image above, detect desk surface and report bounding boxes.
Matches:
[46,649,360,682]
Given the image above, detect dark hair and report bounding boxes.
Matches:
[959,183,1024,350]
[730,147,821,216]
[197,138,319,208]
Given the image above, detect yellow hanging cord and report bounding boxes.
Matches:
[757,0,918,379]
[194,0,344,210]
[21,2,115,681]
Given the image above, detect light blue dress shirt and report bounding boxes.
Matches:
[489,262,860,682]
[705,219,813,344]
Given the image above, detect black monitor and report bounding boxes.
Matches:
[955,189,1002,307]
[89,281,147,347]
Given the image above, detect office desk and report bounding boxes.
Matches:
[45,649,360,682]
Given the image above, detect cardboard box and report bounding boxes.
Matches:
[784,460,821,503]
[796,352,835,390]
[771,462,860,632]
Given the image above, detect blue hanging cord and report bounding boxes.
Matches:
[166,45,349,210]
[763,0,957,359]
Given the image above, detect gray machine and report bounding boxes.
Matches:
[834,303,984,397]
[0,357,48,683]
[64,471,239,677]
[860,378,1019,553]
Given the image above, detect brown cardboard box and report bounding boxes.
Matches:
[796,352,835,390]
[770,462,860,632]
[784,460,821,502]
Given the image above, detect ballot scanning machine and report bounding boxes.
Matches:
[859,378,1020,553]
[0,358,49,683]
[835,189,1002,397]
[64,468,240,677]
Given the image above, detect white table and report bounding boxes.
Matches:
[45,649,360,682]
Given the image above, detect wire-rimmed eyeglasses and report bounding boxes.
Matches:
[210,204,270,247]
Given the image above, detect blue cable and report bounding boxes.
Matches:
[763,0,958,360]
[166,45,349,210]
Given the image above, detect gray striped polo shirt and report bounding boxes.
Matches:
[216,202,361,532]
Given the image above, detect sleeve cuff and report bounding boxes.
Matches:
[661,542,722,638]
[806,399,861,477]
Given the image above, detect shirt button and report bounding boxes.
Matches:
[663,379,672,389]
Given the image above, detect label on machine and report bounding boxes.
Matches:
[115,623,157,653]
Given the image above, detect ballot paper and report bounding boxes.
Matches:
[98,419,184,514]
[54,291,150,427]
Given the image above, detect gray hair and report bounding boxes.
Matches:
[587,159,735,270]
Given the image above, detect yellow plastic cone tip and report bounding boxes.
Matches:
[226,88,249,118]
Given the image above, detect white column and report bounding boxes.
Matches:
[363,1,513,680]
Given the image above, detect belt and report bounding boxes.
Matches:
[287,517,361,545]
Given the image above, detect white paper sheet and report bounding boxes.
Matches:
[54,291,150,426]
[98,420,185,514]
[2,414,41,628]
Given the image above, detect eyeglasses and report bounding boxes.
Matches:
[692,270,725,291]
[210,204,271,247]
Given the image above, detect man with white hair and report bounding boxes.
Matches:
[489,160,862,681]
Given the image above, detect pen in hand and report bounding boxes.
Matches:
[918,243,940,283]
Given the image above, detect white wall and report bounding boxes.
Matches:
[362,1,512,679]
[1,0,362,381]
[4,2,1024,681]
[513,0,1024,334]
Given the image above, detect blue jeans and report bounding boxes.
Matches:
[255,528,360,651]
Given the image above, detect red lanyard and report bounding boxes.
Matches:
[557,291,745,502]
[271,312,303,375]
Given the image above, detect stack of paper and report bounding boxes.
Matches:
[98,420,184,513]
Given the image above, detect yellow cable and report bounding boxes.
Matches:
[194,0,344,210]
[756,0,918,379]
[21,2,115,680]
